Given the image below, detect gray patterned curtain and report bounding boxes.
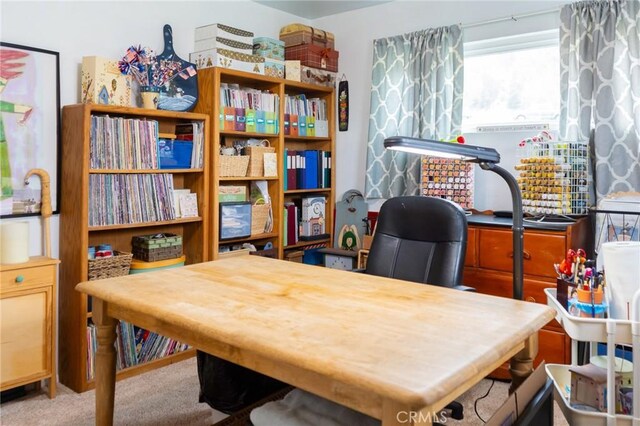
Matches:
[559,0,640,201]
[365,25,464,199]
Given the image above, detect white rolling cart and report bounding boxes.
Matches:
[544,288,640,425]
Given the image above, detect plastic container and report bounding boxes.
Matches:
[158,139,193,169]
[129,255,186,274]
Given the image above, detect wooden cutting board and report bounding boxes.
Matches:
[156,24,198,111]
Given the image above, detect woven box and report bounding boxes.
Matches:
[285,45,339,72]
[218,155,250,177]
[132,233,183,262]
[279,24,335,49]
[244,146,276,177]
[251,203,271,235]
[88,251,133,281]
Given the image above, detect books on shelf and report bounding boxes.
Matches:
[175,121,205,168]
[86,320,190,381]
[283,149,331,191]
[90,115,159,169]
[219,83,280,134]
[88,174,176,226]
[284,95,328,137]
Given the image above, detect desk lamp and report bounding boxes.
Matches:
[384,136,524,300]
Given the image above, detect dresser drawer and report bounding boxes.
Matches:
[478,229,566,278]
[464,227,477,267]
[1,265,55,293]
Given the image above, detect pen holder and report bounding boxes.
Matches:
[556,278,579,309]
[576,287,604,304]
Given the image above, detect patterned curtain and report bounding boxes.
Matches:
[559,0,640,201]
[365,25,464,199]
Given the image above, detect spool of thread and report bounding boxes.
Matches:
[0,221,30,264]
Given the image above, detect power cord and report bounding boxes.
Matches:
[473,379,496,423]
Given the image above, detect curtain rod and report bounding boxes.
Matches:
[461,7,560,29]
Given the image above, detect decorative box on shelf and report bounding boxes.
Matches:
[253,37,285,61]
[285,44,339,72]
[285,60,301,81]
[279,24,335,49]
[220,202,252,240]
[88,251,133,281]
[195,23,254,46]
[300,65,337,88]
[264,59,285,78]
[194,36,254,55]
[81,56,132,106]
[189,48,265,74]
[132,233,183,262]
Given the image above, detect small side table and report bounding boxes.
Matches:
[1,256,59,398]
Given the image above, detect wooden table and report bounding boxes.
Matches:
[76,256,555,425]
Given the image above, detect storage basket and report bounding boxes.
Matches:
[219,155,250,177]
[251,202,272,235]
[88,251,133,281]
[279,24,335,49]
[132,233,183,262]
[245,143,276,177]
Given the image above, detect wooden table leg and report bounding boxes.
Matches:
[509,333,538,393]
[93,299,117,426]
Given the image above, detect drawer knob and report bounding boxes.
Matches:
[15,275,24,283]
[526,296,536,303]
[509,250,532,260]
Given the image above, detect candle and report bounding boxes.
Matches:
[0,221,30,264]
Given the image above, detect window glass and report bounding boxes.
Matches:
[463,31,559,132]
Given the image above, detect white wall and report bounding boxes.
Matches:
[1,0,568,257]
[1,0,308,259]
[313,0,565,209]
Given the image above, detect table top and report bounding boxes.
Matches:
[77,256,554,415]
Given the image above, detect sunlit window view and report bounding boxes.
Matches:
[463,41,560,131]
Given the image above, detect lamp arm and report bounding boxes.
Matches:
[480,162,524,300]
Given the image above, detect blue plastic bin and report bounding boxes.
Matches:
[158,139,193,169]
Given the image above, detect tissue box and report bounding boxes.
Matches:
[300,65,336,87]
[189,48,265,74]
[253,37,285,61]
[194,36,254,55]
[264,59,285,78]
[195,23,253,44]
[80,56,132,106]
[285,60,301,81]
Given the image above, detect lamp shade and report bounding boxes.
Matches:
[384,136,501,164]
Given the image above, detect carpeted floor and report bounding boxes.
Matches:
[0,357,569,425]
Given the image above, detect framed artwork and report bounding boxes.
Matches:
[0,42,60,218]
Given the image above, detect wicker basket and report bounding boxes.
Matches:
[88,251,133,281]
[245,143,276,177]
[132,233,183,262]
[219,155,250,177]
[251,203,272,235]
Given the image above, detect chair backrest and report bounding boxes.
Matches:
[365,196,467,287]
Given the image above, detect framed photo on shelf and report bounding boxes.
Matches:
[0,42,60,218]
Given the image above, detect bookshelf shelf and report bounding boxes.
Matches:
[89,168,204,174]
[285,238,331,249]
[88,217,203,232]
[195,67,335,260]
[60,104,210,393]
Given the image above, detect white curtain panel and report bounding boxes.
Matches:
[559,0,640,200]
[365,25,463,199]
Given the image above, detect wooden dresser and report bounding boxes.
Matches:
[1,256,59,398]
[462,214,592,379]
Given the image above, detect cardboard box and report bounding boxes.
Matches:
[189,48,265,74]
[285,60,301,81]
[487,362,549,426]
[81,56,132,106]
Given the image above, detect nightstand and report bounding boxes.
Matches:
[1,256,59,398]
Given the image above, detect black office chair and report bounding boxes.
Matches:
[366,195,471,421]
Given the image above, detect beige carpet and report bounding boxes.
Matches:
[0,357,569,425]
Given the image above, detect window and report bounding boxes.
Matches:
[462,30,560,132]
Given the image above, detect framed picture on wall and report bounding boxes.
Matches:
[0,42,60,218]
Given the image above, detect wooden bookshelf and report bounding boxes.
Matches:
[59,104,210,393]
[195,67,335,260]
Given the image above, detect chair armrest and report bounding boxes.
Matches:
[454,284,475,292]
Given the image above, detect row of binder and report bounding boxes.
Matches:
[284,149,331,191]
[283,114,329,138]
[220,107,279,134]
